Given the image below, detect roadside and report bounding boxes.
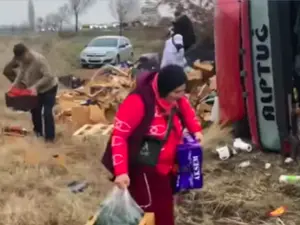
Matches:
[0,31,299,225]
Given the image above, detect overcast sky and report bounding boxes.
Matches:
[0,0,123,25]
[0,0,172,26]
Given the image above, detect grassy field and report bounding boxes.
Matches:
[0,30,299,225]
[0,30,164,225]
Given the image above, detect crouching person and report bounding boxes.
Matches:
[102,65,203,225]
[4,43,58,142]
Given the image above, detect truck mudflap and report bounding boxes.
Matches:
[245,0,293,152]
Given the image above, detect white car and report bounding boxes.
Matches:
[79,35,134,68]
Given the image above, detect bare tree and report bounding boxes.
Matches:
[44,13,60,31]
[109,0,141,35]
[141,0,161,26]
[56,4,71,31]
[68,0,96,32]
[28,0,35,31]
[36,17,44,31]
[157,17,173,27]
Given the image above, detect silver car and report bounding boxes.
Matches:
[79,35,134,68]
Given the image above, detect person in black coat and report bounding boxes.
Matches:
[172,10,196,52]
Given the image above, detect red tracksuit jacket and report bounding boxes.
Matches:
[111,94,202,176]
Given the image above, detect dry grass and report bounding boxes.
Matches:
[176,149,300,225]
[0,33,299,225]
[0,134,112,225]
[174,126,300,225]
[0,35,114,225]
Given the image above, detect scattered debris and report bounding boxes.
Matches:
[210,96,219,122]
[238,161,251,168]
[186,61,216,125]
[73,124,113,140]
[233,138,253,152]
[216,145,231,160]
[52,154,67,167]
[55,65,134,129]
[268,206,287,217]
[68,180,88,193]
[58,74,86,89]
[265,163,271,169]
[2,126,29,137]
[231,147,238,155]
[284,157,294,164]
[85,210,101,225]
[56,61,216,139]
[138,213,155,225]
[279,175,300,184]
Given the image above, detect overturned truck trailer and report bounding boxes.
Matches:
[215,0,299,154]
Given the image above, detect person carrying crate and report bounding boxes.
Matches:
[3,43,58,142]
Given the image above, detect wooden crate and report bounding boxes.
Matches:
[139,213,155,225]
[73,123,113,140]
[84,212,155,225]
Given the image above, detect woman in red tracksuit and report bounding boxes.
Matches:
[111,65,203,225]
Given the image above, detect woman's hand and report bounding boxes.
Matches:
[194,132,204,143]
[114,174,130,189]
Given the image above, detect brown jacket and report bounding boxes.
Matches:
[3,60,18,83]
[4,50,58,93]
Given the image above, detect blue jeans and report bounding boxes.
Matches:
[30,85,58,142]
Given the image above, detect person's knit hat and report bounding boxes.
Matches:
[157,64,187,98]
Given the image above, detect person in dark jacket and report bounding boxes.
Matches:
[172,9,196,51]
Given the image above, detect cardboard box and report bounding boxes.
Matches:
[71,106,91,129]
[84,212,155,225]
[89,105,107,124]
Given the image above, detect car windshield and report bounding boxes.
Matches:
[88,38,118,47]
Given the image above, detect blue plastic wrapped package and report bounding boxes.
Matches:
[95,187,144,225]
[175,133,203,193]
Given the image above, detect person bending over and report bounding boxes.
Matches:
[4,43,58,142]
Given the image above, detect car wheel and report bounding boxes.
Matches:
[81,64,89,68]
[130,52,134,61]
[114,55,120,65]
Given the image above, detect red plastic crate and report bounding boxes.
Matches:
[5,88,38,111]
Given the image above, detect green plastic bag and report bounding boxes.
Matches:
[95,187,144,225]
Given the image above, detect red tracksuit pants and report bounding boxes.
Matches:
[129,166,175,225]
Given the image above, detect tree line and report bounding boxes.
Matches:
[35,0,95,32]
[29,0,213,42]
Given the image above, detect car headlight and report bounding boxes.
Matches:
[106,51,116,58]
[80,52,87,57]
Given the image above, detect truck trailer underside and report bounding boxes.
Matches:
[215,0,300,153]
